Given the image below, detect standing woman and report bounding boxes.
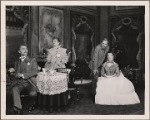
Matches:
[95,53,140,105]
[45,37,68,71]
[44,37,69,112]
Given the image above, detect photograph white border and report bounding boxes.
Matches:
[1,1,149,119]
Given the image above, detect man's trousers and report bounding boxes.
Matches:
[12,81,37,110]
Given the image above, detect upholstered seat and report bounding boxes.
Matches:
[74,79,92,85]
[73,78,92,100]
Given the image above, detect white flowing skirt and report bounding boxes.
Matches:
[95,72,140,105]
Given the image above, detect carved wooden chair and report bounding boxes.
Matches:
[70,60,92,101]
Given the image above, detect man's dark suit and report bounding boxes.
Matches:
[12,56,38,110]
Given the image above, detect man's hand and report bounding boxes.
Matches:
[16,73,24,79]
[93,69,99,75]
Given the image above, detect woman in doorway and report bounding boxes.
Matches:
[95,53,140,105]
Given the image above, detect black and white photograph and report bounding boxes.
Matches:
[1,1,149,120]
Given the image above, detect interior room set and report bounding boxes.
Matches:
[6,6,145,115]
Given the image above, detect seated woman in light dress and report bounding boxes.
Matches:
[45,37,69,71]
[95,53,140,105]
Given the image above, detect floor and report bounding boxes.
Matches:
[6,82,144,115]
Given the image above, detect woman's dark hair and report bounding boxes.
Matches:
[52,37,61,43]
[106,52,116,61]
[107,52,115,56]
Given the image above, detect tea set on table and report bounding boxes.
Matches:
[42,68,56,75]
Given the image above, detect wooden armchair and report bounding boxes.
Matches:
[70,65,92,101]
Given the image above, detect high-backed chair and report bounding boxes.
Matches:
[70,60,92,101]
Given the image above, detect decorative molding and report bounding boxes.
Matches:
[70,11,96,66]
[110,6,145,16]
[69,6,98,16]
[115,6,139,11]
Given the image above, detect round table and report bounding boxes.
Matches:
[36,72,68,112]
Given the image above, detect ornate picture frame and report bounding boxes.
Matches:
[39,7,64,55]
[70,11,96,78]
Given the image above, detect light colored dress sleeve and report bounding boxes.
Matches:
[115,63,120,77]
[46,49,52,62]
[61,49,68,63]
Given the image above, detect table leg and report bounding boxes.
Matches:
[42,95,47,111]
[61,92,68,111]
[56,94,61,112]
[48,95,53,113]
[76,87,80,101]
[37,93,42,110]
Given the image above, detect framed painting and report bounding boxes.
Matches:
[39,7,64,55]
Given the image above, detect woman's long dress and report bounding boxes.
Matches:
[38,47,69,112]
[95,62,140,105]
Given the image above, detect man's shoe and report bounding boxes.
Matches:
[20,110,24,115]
[14,109,23,115]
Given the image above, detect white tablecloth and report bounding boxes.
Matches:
[37,72,68,95]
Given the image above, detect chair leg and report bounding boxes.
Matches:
[76,87,80,101]
[68,90,71,100]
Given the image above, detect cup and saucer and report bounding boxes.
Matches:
[43,68,56,75]
[49,69,56,75]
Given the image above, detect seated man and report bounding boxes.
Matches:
[12,45,38,114]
